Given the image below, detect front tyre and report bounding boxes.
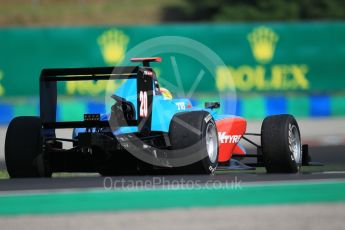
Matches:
[261,114,302,173]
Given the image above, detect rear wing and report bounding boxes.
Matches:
[40,65,154,135]
[130,57,162,67]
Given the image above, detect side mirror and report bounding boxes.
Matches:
[205,102,220,109]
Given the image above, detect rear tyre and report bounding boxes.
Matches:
[5,116,51,178]
[169,111,218,174]
[261,114,302,173]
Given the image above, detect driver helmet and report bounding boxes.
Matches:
[160,87,173,100]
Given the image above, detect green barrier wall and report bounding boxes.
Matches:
[0,22,344,122]
[0,22,345,97]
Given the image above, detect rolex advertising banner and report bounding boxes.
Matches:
[0,22,345,98]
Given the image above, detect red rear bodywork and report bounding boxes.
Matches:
[216,117,247,162]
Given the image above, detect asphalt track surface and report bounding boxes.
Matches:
[0,145,344,192]
[1,204,345,230]
[1,172,345,192]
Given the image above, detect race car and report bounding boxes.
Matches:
[5,57,314,178]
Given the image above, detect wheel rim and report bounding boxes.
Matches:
[288,124,301,163]
[206,123,218,163]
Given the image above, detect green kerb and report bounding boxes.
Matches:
[0,181,344,216]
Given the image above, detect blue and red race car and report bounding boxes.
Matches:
[5,57,314,178]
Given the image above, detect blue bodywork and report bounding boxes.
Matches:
[74,78,235,136]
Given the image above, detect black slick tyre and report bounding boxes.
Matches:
[5,116,51,178]
[169,111,218,174]
[261,114,302,173]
